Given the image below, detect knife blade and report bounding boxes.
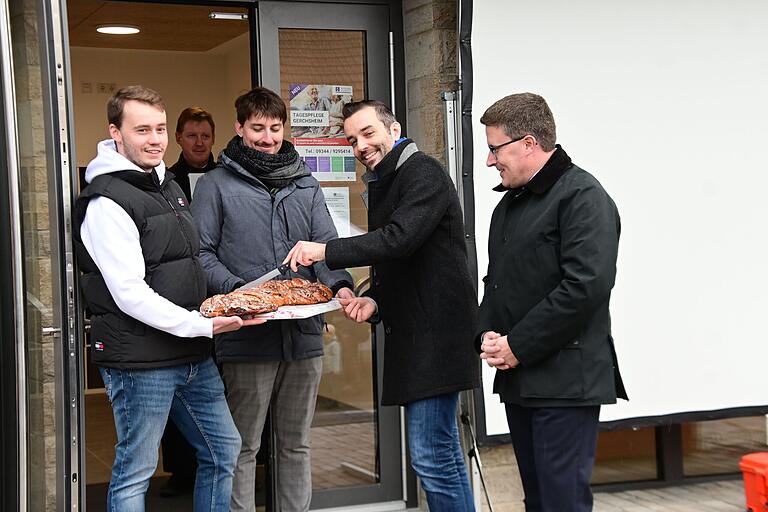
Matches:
[238,263,291,290]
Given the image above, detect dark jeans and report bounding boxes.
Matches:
[505,404,600,512]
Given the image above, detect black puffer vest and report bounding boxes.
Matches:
[73,169,211,369]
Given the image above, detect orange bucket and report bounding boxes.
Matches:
[740,452,768,512]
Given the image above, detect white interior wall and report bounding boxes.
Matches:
[71,32,251,169]
[471,0,768,435]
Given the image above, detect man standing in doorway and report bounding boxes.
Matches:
[478,92,627,512]
[160,106,218,498]
[284,100,480,511]
[168,106,217,202]
[74,85,263,511]
[191,86,354,512]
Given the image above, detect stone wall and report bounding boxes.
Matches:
[402,0,457,165]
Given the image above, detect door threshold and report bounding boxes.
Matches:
[315,501,408,511]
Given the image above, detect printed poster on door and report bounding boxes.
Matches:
[289,84,356,182]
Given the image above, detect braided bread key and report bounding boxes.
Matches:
[200,278,333,318]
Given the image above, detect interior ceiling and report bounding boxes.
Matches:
[67,0,249,52]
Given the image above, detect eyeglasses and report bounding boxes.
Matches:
[488,134,527,157]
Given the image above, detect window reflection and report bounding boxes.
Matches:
[277,27,380,491]
[684,416,766,476]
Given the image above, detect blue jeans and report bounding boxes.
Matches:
[99,358,241,512]
[406,392,475,511]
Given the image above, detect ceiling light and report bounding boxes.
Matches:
[209,12,248,20]
[96,25,140,35]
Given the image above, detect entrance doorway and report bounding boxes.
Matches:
[67,2,254,508]
[66,0,404,510]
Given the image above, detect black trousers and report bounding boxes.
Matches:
[505,403,601,512]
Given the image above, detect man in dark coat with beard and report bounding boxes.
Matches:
[478,92,627,512]
[285,100,480,511]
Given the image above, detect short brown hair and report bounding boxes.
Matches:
[107,85,165,128]
[342,100,397,128]
[175,107,215,134]
[235,87,286,125]
[480,93,557,151]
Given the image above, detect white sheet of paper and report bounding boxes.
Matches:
[189,172,204,199]
[321,187,351,237]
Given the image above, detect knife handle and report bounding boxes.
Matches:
[278,262,292,274]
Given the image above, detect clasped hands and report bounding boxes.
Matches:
[480,331,519,370]
[283,241,377,323]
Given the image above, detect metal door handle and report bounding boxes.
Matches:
[42,327,62,336]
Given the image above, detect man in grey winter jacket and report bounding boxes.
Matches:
[191,87,353,512]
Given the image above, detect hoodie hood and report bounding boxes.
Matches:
[85,139,166,184]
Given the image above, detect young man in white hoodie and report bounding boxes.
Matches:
[74,85,263,512]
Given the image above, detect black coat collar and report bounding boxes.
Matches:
[172,153,216,174]
[493,144,572,194]
[374,138,415,180]
[112,168,173,192]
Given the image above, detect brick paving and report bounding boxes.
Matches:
[87,396,761,509]
[311,420,377,489]
[314,420,751,511]
[594,480,744,511]
[477,480,746,511]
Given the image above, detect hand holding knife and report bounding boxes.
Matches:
[283,241,327,272]
[236,241,326,291]
[237,262,293,291]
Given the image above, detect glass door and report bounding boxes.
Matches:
[257,2,403,509]
[0,0,81,510]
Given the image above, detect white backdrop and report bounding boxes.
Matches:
[470,0,768,436]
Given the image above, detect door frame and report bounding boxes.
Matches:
[1,0,83,509]
[256,1,408,508]
[39,0,85,508]
[47,0,411,509]
[0,2,25,509]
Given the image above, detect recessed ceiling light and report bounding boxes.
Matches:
[96,25,140,35]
